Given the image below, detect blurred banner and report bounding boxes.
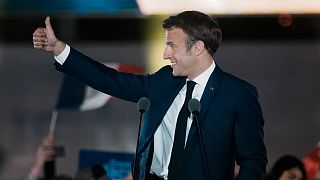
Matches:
[78,149,134,180]
[0,0,139,15]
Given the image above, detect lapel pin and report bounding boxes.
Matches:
[209,87,214,91]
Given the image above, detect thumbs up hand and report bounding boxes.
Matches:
[33,16,65,56]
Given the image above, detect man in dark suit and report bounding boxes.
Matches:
[33,11,267,180]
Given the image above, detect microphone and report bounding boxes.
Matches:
[188,98,211,180]
[133,97,150,179]
[188,98,201,115]
[137,97,150,113]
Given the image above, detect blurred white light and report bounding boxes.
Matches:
[136,0,320,15]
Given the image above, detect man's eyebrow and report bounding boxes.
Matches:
[166,41,175,46]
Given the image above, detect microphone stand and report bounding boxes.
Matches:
[132,110,144,179]
[192,112,212,180]
[133,97,150,179]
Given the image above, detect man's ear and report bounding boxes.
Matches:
[193,40,205,56]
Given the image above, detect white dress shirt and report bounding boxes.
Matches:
[54,44,70,65]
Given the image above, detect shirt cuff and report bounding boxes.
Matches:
[54,44,70,65]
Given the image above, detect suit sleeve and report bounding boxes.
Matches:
[234,84,268,180]
[54,47,149,103]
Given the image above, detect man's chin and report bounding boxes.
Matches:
[172,70,177,76]
[172,71,183,77]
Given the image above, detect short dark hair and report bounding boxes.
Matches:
[162,11,222,58]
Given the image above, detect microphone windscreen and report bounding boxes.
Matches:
[188,98,201,113]
[137,97,150,112]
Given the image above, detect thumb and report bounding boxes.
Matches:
[44,16,58,46]
[45,16,52,30]
[45,16,55,37]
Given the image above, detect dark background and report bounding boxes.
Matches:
[0,8,319,179]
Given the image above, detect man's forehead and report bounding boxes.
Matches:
[166,27,184,34]
[165,28,186,40]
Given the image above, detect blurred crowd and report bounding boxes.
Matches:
[24,134,320,180]
[264,142,320,180]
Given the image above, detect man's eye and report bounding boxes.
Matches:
[167,42,175,48]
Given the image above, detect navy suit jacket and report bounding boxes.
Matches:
[55,48,267,180]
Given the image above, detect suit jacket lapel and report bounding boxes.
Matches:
[137,76,186,154]
[186,65,224,146]
[149,79,185,139]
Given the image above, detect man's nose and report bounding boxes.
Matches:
[163,47,171,60]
